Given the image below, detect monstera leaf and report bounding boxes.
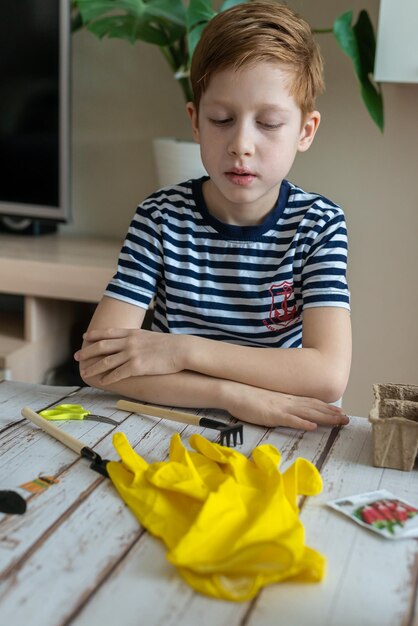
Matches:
[76,0,186,46]
[333,10,384,131]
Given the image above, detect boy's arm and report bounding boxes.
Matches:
[78,299,351,403]
[78,297,348,429]
[182,306,352,402]
[82,295,148,331]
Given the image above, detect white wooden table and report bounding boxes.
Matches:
[0,380,417,626]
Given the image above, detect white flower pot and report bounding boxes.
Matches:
[153,137,207,188]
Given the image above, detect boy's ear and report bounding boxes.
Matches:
[298,110,321,153]
[186,102,200,143]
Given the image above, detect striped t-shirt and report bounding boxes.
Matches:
[105,177,350,348]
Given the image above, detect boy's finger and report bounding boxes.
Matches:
[305,409,349,426]
[100,363,132,385]
[83,328,130,341]
[74,338,124,361]
[80,353,127,378]
[76,356,99,370]
[283,416,318,431]
[297,398,346,416]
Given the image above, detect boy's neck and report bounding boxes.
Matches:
[202,178,283,227]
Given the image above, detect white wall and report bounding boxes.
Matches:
[65,0,418,417]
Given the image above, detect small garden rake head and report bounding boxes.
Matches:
[199,418,244,447]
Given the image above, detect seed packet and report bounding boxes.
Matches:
[327,489,418,539]
[19,475,59,494]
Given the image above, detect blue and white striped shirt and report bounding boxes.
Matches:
[105,177,350,348]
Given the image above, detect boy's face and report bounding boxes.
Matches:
[187,61,320,225]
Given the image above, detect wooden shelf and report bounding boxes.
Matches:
[0,234,122,382]
[0,234,122,302]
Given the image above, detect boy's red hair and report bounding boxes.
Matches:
[190,1,325,117]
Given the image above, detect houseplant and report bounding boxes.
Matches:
[71,0,384,131]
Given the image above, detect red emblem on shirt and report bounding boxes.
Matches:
[263,281,299,331]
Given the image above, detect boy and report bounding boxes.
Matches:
[74,1,352,431]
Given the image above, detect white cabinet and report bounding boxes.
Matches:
[374,0,418,83]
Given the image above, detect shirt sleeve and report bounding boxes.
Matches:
[104,200,164,309]
[301,206,350,310]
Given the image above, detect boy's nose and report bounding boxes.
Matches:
[227,126,255,157]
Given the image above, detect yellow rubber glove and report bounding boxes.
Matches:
[107,432,326,601]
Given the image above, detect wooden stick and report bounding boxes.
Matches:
[21,407,85,455]
[116,399,201,426]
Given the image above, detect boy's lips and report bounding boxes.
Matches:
[224,168,257,186]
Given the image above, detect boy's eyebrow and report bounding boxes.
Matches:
[258,104,291,113]
[203,101,291,113]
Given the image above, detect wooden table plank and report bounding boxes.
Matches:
[72,534,243,626]
[0,387,123,489]
[246,417,418,626]
[0,380,78,429]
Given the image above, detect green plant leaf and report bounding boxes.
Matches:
[219,0,249,11]
[76,0,186,46]
[76,0,186,25]
[71,9,84,33]
[187,22,208,59]
[353,9,376,74]
[333,10,384,131]
[143,0,186,28]
[87,15,180,46]
[186,0,217,59]
[76,0,144,23]
[186,0,216,31]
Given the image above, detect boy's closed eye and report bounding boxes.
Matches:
[209,117,284,130]
[257,121,283,130]
[209,117,233,126]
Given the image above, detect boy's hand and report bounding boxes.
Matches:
[74,328,187,383]
[222,381,349,430]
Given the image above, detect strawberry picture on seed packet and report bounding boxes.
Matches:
[327,490,418,539]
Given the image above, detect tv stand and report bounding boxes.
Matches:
[0,233,121,383]
[0,217,58,236]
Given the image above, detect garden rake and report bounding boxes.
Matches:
[116,400,244,447]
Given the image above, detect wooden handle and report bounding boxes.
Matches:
[21,407,85,455]
[116,399,200,426]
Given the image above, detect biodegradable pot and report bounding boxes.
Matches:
[153,137,207,188]
[369,383,418,471]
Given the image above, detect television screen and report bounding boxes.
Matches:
[0,0,71,226]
